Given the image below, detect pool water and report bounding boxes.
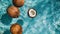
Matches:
[0,0,60,34]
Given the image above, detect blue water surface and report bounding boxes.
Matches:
[0,0,60,34]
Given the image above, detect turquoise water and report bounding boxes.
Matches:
[0,0,60,34]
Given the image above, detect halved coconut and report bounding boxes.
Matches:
[28,9,37,18]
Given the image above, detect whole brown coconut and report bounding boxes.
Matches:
[7,6,20,18]
[13,0,24,7]
[10,23,22,34]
